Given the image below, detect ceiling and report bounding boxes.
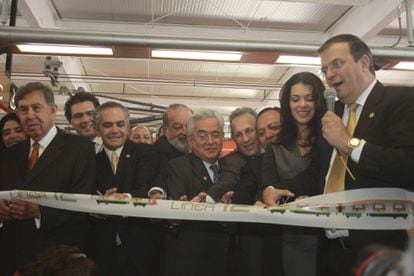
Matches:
[1,0,414,134]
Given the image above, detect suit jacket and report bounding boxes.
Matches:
[91,140,160,276]
[270,82,414,274]
[207,150,248,202]
[0,129,95,273]
[275,82,414,196]
[163,153,230,276]
[96,139,158,197]
[152,136,185,192]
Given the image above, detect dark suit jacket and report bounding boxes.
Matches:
[96,140,158,197]
[269,82,414,274]
[163,153,230,276]
[207,150,248,202]
[91,140,159,276]
[0,129,95,274]
[152,136,185,192]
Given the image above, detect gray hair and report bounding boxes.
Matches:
[94,101,130,126]
[163,103,193,126]
[187,110,224,136]
[228,107,257,129]
[15,82,55,107]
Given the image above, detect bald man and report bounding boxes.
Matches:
[129,125,153,144]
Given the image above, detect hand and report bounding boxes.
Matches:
[150,191,166,200]
[104,188,128,199]
[220,191,234,204]
[322,111,350,155]
[295,195,308,201]
[179,192,207,203]
[9,199,40,220]
[262,186,294,206]
[0,201,11,222]
[254,201,266,207]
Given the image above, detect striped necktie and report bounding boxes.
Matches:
[210,164,220,184]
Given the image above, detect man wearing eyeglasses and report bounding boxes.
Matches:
[163,110,230,276]
[64,92,103,153]
[262,34,414,276]
[207,107,263,204]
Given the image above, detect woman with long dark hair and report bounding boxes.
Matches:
[262,71,326,276]
[0,113,27,149]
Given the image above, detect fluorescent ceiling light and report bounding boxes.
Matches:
[17,44,113,55]
[393,62,414,70]
[152,49,242,61]
[276,55,320,66]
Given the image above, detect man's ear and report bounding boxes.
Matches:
[360,54,371,72]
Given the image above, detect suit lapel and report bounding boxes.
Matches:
[116,140,134,191]
[189,154,214,189]
[96,148,115,193]
[24,131,65,187]
[354,82,384,138]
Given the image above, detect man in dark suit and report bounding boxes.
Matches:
[162,110,230,276]
[0,82,96,275]
[150,104,192,199]
[263,34,414,276]
[207,107,263,203]
[89,101,159,276]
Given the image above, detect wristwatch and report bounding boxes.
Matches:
[347,137,361,153]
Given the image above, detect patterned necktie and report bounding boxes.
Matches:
[28,142,40,171]
[325,103,358,193]
[210,164,220,184]
[111,151,118,174]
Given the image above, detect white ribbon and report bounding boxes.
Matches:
[0,188,412,230]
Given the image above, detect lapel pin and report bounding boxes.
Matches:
[369,112,375,118]
[203,176,207,181]
[126,154,131,158]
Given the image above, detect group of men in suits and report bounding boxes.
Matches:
[1,33,414,276]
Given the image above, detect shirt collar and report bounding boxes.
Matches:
[104,145,124,160]
[30,125,57,149]
[351,78,377,108]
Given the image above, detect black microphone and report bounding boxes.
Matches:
[324,88,337,112]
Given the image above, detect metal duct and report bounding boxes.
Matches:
[2,27,414,58]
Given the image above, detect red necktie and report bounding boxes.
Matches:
[28,142,40,171]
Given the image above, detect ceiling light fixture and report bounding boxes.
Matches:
[152,49,242,61]
[16,44,113,55]
[276,55,320,66]
[392,61,414,70]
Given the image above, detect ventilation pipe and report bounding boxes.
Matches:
[2,26,414,58]
[406,0,413,46]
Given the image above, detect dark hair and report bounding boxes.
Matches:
[0,112,21,148]
[276,72,326,147]
[18,245,98,276]
[15,82,55,107]
[94,101,129,127]
[64,92,100,122]
[163,103,192,127]
[317,34,375,74]
[257,106,280,121]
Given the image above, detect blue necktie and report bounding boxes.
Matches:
[210,164,220,184]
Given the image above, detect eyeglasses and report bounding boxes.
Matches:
[321,58,345,75]
[232,128,256,140]
[195,131,223,142]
